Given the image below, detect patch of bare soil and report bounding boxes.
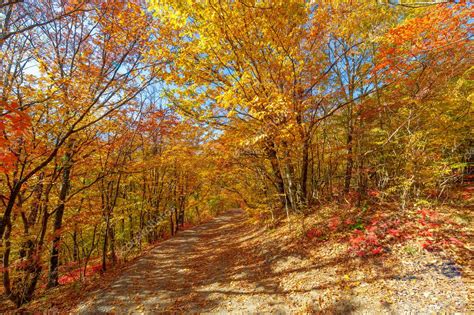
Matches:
[69,207,469,313]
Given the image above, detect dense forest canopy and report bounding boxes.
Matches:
[0,0,472,308]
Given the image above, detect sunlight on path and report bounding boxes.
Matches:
[77,209,285,313]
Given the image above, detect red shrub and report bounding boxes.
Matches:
[328,216,341,231]
[348,215,404,257]
[58,263,102,285]
[347,208,465,256]
[306,227,324,240]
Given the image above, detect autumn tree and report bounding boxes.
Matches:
[0,0,171,305]
[150,0,472,215]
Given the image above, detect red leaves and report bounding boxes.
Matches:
[306,227,323,240]
[0,100,31,173]
[448,237,464,246]
[371,247,383,255]
[136,109,179,135]
[421,240,436,251]
[418,208,437,219]
[388,229,400,237]
[414,208,466,251]
[461,191,472,200]
[327,216,341,231]
[344,218,355,226]
[306,204,466,261]
[2,101,30,135]
[348,214,404,257]
[181,222,194,230]
[367,189,380,198]
[349,235,364,246]
[375,4,471,88]
[58,263,102,285]
[418,230,433,237]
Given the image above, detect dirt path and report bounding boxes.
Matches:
[77,209,468,313]
[77,209,287,313]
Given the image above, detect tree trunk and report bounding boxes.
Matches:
[102,216,109,272]
[344,107,354,194]
[300,137,310,205]
[0,181,22,242]
[73,227,79,262]
[28,172,44,226]
[47,145,73,288]
[265,140,287,208]
[108,224,117,265]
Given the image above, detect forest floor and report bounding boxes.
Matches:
[2,205,471,313]
[69,207,470,313]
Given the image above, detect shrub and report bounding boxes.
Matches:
[348,214,404,257]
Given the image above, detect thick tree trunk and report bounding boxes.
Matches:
[47,204,67,288]
[0,182,22,242]
[265,140,287,208]
[2,218,44,307]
